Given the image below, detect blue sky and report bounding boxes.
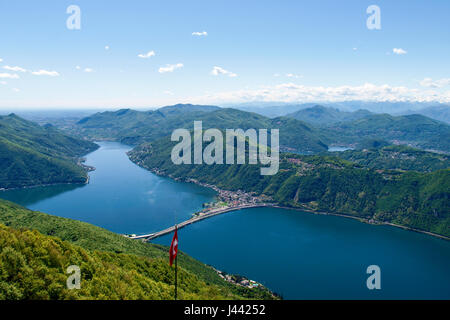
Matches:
[0,0,449,109]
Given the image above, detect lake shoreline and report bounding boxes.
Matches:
[0,156,96,192]
[0,179,90,192]
[133,161,450,242]
[270,205,450,241]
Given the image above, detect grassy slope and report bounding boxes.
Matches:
[0,200,275,300]
[0,114,98,189]
[0,223,244,300]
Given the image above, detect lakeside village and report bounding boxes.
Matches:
[184,178,273,218]
[211,267,263,290]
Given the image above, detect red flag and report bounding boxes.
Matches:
[169,226,178,266]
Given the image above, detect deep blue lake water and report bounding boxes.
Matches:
[1,141,449,299]
[0,142,216,235]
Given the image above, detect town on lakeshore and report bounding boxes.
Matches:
[189,179,273,216]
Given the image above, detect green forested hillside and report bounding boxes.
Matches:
[0,224,219,299]
[72,105,328,153]
[0,200,275,300]
[128,137,450,237]
[72,104,450,154]
[327,145,450,172]
[0,114,98,189]
[321,113,450,152]
[73,105,223,144]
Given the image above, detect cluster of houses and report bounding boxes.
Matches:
[215,189,264,207]
[215,270,261,289]
[185,178,271,210]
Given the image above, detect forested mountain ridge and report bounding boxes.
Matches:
[1,114,96,157]
[71,104,450,153]
[326,145,450,172]
[321,113,450,152]
[128,136,450,237]
[73,104,223,144]
[0,199,276,300]
[73,105,329,153]
[0,114,98,189]
[400,105,450,124]
[286,105,373,125]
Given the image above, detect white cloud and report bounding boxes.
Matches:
[74,66,95,72]
[3,65,27,72]
[31,70,60,76]
[0,73,19,79]
[352,47,358,51]
[393,48,407,55]
[419,77,450,88]
[192,31,208,36]
[105,45,110,50]
[187,82,450,104]
[159,63,183,73]
[211,66,237,77]
[0,58,2,62]
[273,73,302,79]
[12,88,20,92]
[0,81,6,85]
[163,90,174,95]
[138,50,155,58]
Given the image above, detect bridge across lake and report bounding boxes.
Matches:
[128,204,271,241]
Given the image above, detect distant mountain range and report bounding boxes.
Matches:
[286,105,373,125]
[157,103,221,115]
[323,101,449,114]
[72,103,450,153]
[73,104,329,153]
[327,144,450,172]
[0,114,98,189]
[399,105,450,124]
[321,113,450,152]
[231,101,450,119]
[232,103,317,118]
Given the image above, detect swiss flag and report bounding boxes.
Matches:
[169,226,178,266]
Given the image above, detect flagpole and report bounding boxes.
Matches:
[174,225,178,300]
[175,249,178,300]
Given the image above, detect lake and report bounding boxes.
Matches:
[328,146,353,152]
[0,142,216,235]
[1,141,449,299]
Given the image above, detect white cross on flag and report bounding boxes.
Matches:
[169,226,178,266]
